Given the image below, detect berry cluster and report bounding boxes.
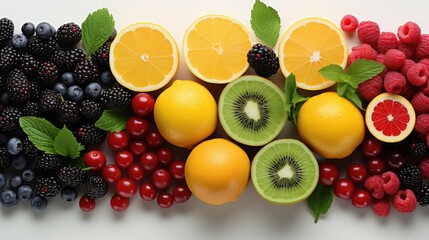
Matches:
[247,43,279,78]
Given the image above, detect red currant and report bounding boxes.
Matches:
[347,163,367,183]
[385,150,406,173]
[114,150,134,169]
[145,130,163,148]
[132,93,155,116]
[157,192,174,208]
[129,140,147,156]
[139,152,159,172]
[116,178,137,198]
[172,184,192,203]
[139,182,157,201]
[79,195,96,212]
[151,169,171,190]
[361,136,383,158]
[169,161,185,181]
[102,164,122,183]
[351,189,371,208]
[318,162,340,186]
[110,194,130,212]
[127,164,144,181]
[83,150,106,171]
[157,147,174,165]
[126,116,150,138]
[333,178,355,200]
[366,158,385,175]
[107,131,129,151]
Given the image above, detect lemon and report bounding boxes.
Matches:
[297,92,365,159]
[153,80,217,149]
[185,138,250,205]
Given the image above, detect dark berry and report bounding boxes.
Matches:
[91,45,109,69]
[30,195,48,212]
[85,175,107,200]
[408,138,429,158]
[20,53,39,77]
[76,124,107,146]
[414,183,429,206]
[56,22,82,48]
[0,173,6,189]
[7,69,30,103]
[100,85,132,109]
[60,186,78,202]
[7,137,22,155]
[0,189,18,207]
[35,154,64,173]
[53,82,67,96]
[99,70,115,85]
[10,154,27,171]
[398,165,423,189]
[37,61,59,88]
[57,165,88,187]
[56,100,80,127]
[36,22,55,40]
[0,106,22,131]
[21,169,35,182]
[0,147,10,170]
[34,175,61,198]
[17,185,32,201]
[79,99,102,122]
[73,59,99,86]
[0,46,19,73]
[39,89,61,112]
[247,43,279,78]
[61,72,75,86]
[84,82,102,99]
[0,17,14,46]
[67,85,84,102]
[21,22,35,37]
[27,36,56,58]
[9,175,23,189]
[11,34,28,49]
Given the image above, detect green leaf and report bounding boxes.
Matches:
[318,64,347,83]
[95,109,134,132]
[337,82,348,96]
[250,0,281,47]
[343,86,364,110]
[284,74,308,126]
[347,59,385,85]
[54,126,85,159]
[307,184,334,223]
[19,117,59,154]
[82,8,115,57]
[73,156,86,169]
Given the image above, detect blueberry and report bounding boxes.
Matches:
[10,154,27,171]
[9,175,22,189]
[11,34,28,49]
[7,137,22,155]
[60,186,78,202]
[85,82,102,99]
[0,133,8,145]
[31,195,47,212]
[0,173,6,189]
[67,85,84,102]
[21,22,35,37]
[53,82,67,96]
[0,189,18,207]
[36,22,55,40]
[17,185,32,201]
[99,71,115,85]
[108,28,117,41]
[0,92,9,105]
[61,72,76,86]
[21,169,35,182]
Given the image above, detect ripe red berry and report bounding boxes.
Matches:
[169,161,185,181]
[397,21,421,44]
[352,189,372,208]
[132,93,155,116]
[107,131,129,151]
[127,164,144,181]
[172,184,192,203]
[114,150,134,169]
[157,147,174,165]
[318,163,340,186]
[129,140,147,156]
[347,163,367,183]
[139,182,157,201]
[110,194,130,212]
[102,164,122,183]
[126,116,150,138]
[79,195,96,212]
[340,14,358,33]
[361,136,383,158]
[157,192,174,208]
[366,158,385,175]
[151,169,171,190]
[145,130,163,148]
[139,152,159,172]
[84,150,106,171]
[116,178,137,198]
[333,178,355,200]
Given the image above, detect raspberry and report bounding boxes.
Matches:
[358,75,383,102]
[340,14,358,33]
[407,63,428,87]
[419,58,429,70]
[347,44,377,65]
[375,54,387,77]
[419,157,429,179]
[415,114,429,136]
[392,189,417,213]
[378,32,399,54]
[364,175,385,199]
[384,49,405,70]
[411,91,429,114]
[397,21,421,44]
[381,171,400,195]
[397,42,415,59]
[415,34,429,59]
[383,71,406,94]
[372,199,390,217]
[401,59,416,76]
[357,21,380,46]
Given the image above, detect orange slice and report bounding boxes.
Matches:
[278,17,348,90]
[109,22,179,92]
[183,14,253,84]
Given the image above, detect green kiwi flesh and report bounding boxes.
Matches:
[218,75,287,146]
[251,139,319,204]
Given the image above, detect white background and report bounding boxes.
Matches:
[2,0,429,239]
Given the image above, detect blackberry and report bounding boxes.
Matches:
[76,124,106,146]
[34,175,61,198]
[0,106,22,131]
[398,165,423,190]
[0,17,14,46]
[38,89,61,112]
[0,146,9,170]
[35,154,64,173]
[22,101,40,117]
[56,22,82,48]
[247,43,279,78]
[100,85,132,109]
[407,138,429,158]
[37,61,59,88]
[20,53,40,77]
[73,59,99,86]
[0,46,19,73]
[79,99,102,122]
[414,183,429,206]
[27,36,56,58]
[28,80,41,100]
[91,45,110,69]
[22,137,38,158]
[0,75,5,92]
[6,69,30,103]
[85,175,107,199]
[51,48,85,72]
[56,100,79,127]
[57,165,88,187]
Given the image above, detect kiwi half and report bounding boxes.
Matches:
[251,139,319,204]
[218,75,287,146]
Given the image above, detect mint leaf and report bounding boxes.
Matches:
[337,82,348,96]
[54,126,85,159]
[284,74,308,126]
[250,0,281,47]
[319,64,347,83]
[82,8,115,57]
[307,184,334,223]
[95,109,133,132]
[347,59,384,85]
[343,86,364,110]
[19,117,59,154]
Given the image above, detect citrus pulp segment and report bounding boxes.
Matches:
[109,22,179,92]
[183,14,253,84]
[278,17,348,90]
